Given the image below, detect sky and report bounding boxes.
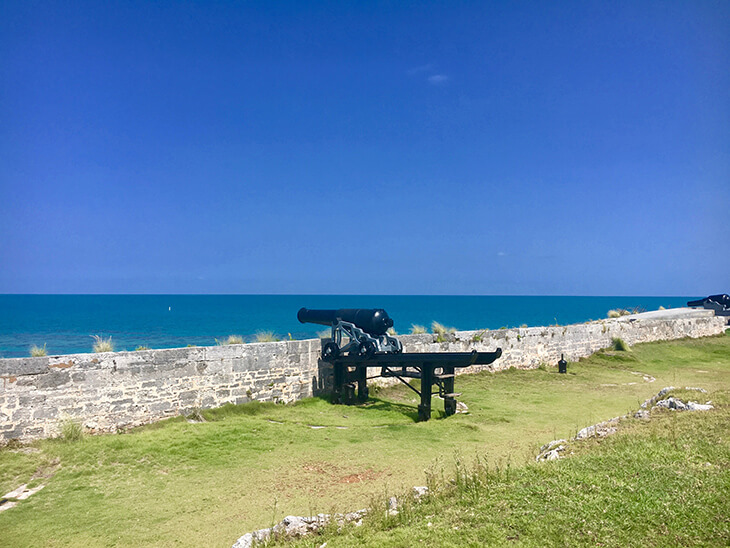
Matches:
[0,1,728,296]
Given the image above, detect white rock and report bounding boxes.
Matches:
[540,439,567,452]
[686,401,713,411]
[273,515,309,537]
[412,486,429,499]
[655,397,687,410]
[0,500,18,513]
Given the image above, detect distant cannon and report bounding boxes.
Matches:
[687,294,730,317]
[297,308,401,359]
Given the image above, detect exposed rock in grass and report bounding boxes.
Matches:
[232,510,367,548]
[575,417,620,440]
[536,386,714,462]
[0,484,45,513]
[231,487,431,547]
[640,386,707,409]
[686,401,713,411]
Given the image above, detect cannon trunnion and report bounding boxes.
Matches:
[297,307,503,421]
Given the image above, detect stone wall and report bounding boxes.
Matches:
[0,309,725,444]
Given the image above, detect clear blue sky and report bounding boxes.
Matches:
[1,1,728,295]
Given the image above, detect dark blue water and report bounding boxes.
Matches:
[0,295,694,358]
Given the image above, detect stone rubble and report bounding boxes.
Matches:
[231,486,429,548]
[536,386,714,462]
[640,386,707,409]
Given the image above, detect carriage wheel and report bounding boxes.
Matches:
[322,342,340,361]
[358,340,377,358]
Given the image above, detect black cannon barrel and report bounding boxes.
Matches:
[688,294,730,308]
[297,308,394,336]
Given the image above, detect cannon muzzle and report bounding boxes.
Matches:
[297,308,394,337]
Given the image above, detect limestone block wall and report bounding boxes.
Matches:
[398,310,726,377]
[0,309,725,444]
[0,339,328,443]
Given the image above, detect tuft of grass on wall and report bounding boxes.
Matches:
[91,335,114,353]
[134,346,150,351]
[59,417,84,442]
[410,324,427,334]
[431,321,455,336]
[254,331,279,343]
[612,337,631,351]
[216,335,244,345]
[30,344,48,357]
[432,321,456,343]
[607,309,630,318]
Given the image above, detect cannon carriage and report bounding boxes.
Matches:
[298,307,502,421]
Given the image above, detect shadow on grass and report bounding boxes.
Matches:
[360,397,421,422]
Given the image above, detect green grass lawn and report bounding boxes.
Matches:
[280,387,730,548]
[1,333,728,547]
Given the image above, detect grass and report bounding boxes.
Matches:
[1,334,728,547]
[29,343,47,357]
[90,335,113,353]
[59,418,84,442]
[409,324,427,334]
[608,307,647,318]
[611,337,630,351]
[431,321,455,335]
[216,334,244,345]
[279,390,730,547]
[134,345,150,351]
[254,331,280,343]
[431,321,456,342]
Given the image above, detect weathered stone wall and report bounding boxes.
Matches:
[0,339,329,443]
[1,309,725,444]
[398,309,726,376]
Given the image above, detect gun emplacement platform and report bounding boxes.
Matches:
[298,308,502,421]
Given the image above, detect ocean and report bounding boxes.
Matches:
[0,295,695,358]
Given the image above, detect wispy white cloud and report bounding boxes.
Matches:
[407,63,434,75]
[427,74,449,85]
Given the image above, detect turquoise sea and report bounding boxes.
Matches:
[0,295,695,358]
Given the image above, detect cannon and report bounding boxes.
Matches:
[687,294,730,316]
[297,308,402,359]
[297,307,502,421]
